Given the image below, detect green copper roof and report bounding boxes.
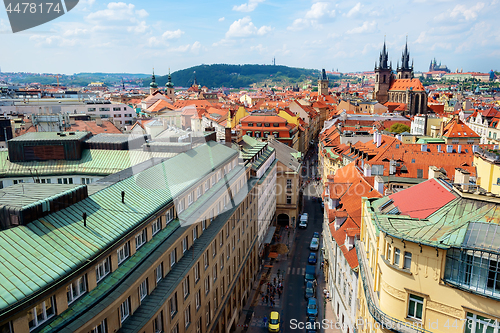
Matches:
[0,149,178,177]
[0,142,238,313]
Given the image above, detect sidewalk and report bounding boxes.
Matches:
[317,261,342,333]
[234,226,296,332]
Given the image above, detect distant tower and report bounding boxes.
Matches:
[397,38,413,79]
[122,78,125,90]
[273,57,276,66]
[165,69,175,101]
[193,71,198,87]
[149,68,158,95]
[318,69,329,96]
[374,40,392,104]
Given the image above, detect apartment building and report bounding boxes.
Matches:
[357,178,500,333]
[0,141,259,333]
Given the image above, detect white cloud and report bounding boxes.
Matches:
[345,3,362,18]
[449,3,484,21]
[233,0,265,12]
[250,44,267,53]
[162,29,184,39]
[219,17,225,22]
[86,2,148,21]
[225,16,272,38]
[305,2,335,19]
[191,41,201,53]
[287,2,335,30]
[347,21,377,34]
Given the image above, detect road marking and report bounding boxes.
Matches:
[287,267,291,275]
[291,267,296,275]
[301,267,306,275]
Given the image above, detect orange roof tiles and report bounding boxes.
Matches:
[389,79,425,92]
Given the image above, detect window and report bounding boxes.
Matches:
[184,305,191,328]
[221,276,225,296]
[206,302,211,326]
[407,294,424,320]
[193,225,198,241]
[213,264,217,282]
[205,275,210,295]
[394,248,400,266]
[135,229,147,250]
[196,318,202,333]
[155,263,163,283]
[117,242,130,265]
[220,255,224,270]
[212,241,217,257]
[404,252,412,270]
[96,257,111,283]
[81,177,91,184]
[219,231,223,247]
[386,244,392,262]
[120,298,130,323]
[194,262,200,283]
[139,279,148,302]
[91,319,107,333]
[202,219,206,231]
[204,251,209,269]
[27,296,55,330]
[171,323,179,333]
[286,196,292,204]
[417,169,423,179]
[188,192,193,206]
[152,218,161,236]
[211,175,215,187]
[170,249,177,267]
[153,312,163,333]
[214,288,218,309]
[113,107,121,111]
[166,207,174,224]
[183,277,190,298]
[465,312,500,333]
[169,293,178,317]
[67,275,87,304]
[182,236,188,253]
[217,171,221,182]
[205,180,209,193]
[286,179,292,189]
[178,198,185,213]
[197,186,202,198]
[195,289,201,310]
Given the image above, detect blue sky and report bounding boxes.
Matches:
[0,0,498,75]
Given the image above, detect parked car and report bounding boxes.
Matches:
[308,252,317,264]
[306,318,319,333]
[268,311,280,332]
[299,213,308,229]
[312,232,320,239]
[309,238,319,251]
[304,281,315,300]
[306,297,318,318]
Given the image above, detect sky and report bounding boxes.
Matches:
[0,0,499,75]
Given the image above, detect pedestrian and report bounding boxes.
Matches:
[278,288,281,298]
[274,277,276,285]
[262,295,265,303]
[263,315,267,325]
[326,292,330,300]
[265,295,268,304]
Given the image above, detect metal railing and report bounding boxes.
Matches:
[355,240,433,333]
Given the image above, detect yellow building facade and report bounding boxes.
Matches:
[474,151,500,195]
[357,179,500,333]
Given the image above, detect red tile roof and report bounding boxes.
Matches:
[389,178,456,219]
[389,79,425,92]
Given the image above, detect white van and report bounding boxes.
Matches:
[299,213,308,228]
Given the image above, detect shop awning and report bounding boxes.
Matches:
[263,226,276,244]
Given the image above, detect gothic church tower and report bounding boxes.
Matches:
[374,41,392,104]
[397,39,413,79]
[318,69,329,96]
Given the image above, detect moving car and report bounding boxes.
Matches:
[304,281,315,299]
[298,213,308,229]
[309,238,319,251]
[308,252,317,264]
[268,311,280,332]
[306,297,318,318]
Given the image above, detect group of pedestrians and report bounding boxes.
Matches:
[261,277,284,308]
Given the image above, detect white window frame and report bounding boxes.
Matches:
[193,226,198,241]
[155,263,163,283]
[182,236,188,254]
[67,275,87,304]
[466,312,500,333]
[117,242,130,265]
[96,257,111,283]
[91,319,107,333]
[407,294,424,320]
[152,218,161,236]
[135,229,147,250]
[139,279,148,302]
[178,198,185,213]
[205,180,209,193]
[217,171,221,181]
[188,192,193,206]
[202,219,206,231]
[204,252,208,270]
[185,305,191,328]
[394,248,400,266]
[195,289,201,310]
[170,249,177,268]
[153,313,163,333]
[404,251,412,270]
[169,293,178,317]
[28,296,56,330]
[183,278,190,299]
[194,262,200,283]
[166,207,174,224]
[205,276,210,295]
[197,186,202,198]
[120,298,130,323]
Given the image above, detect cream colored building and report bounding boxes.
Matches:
[357,178,500,333]
[475,148,500,195]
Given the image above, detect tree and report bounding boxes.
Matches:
[389,123,411,134]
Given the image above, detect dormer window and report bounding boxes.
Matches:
[248,123,253,127]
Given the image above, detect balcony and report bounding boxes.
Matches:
[355,240,432,333]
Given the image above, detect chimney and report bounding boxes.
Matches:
[95,117,103,126]
[373,131,377,143]
[454,168,470,191]
[428,166,442,180]
[396,134,402,141]
[363,163,372,177]
[376,133,382,148]
[421,144,427,152]
[374,176,384,195]
[225,127,231,145]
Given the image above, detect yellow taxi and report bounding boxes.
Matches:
[268,311,280,332]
